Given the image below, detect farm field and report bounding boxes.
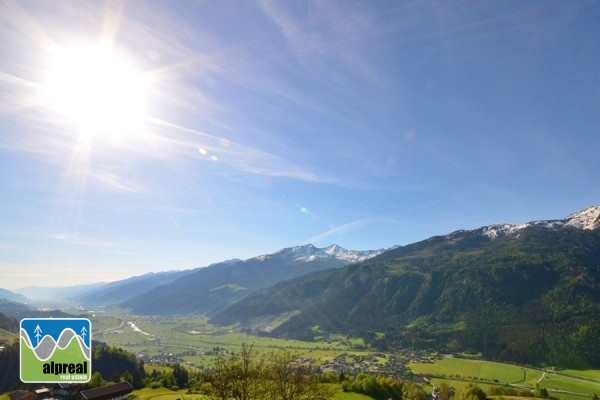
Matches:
[410,358,600,400]
[90,313,362,368]
[409,357,540,384]
[559,369,600,382]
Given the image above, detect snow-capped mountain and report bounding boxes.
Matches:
[210,205,600,369]
[256,243,385,263]
[479,205,600,239]
[121,243,385,315]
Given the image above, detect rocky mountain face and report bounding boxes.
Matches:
[475,205,600,238]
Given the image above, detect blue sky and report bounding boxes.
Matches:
[1,1,599,290]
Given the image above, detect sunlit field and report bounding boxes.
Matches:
[409,357,538,384]
[410,358,600,400]
[90,313,360,368]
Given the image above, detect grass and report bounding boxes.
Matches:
[95,314,356,368]
[411,357,600,400]
[132,388,208,400]
[0,328,17,345]
[131,385,373,400]
[144,365,174,374]
[409,357,536,384]
[331,387,373,399]
[539,372,600,397]
[558,369,600,382]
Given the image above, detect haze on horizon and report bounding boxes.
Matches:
[1,1,599,290]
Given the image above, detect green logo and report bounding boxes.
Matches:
[20,318,92,383]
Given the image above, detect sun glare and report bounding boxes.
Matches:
[42,43,148,145]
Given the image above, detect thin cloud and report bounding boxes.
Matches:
[149,117,333,184]
[303,218,377,245]
[89,169,149,194]
[258,1,391,87]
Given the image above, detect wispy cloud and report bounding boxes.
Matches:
[258,1,391,87]
[88,169,149,194]
[149,117,333,184]
[302,218,377,245]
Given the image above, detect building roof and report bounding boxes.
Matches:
[8,390,34,400]
[80,382,133,400]
[58,383,79,390]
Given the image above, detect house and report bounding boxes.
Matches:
[8,391,35,400]
[34,388,51,399]
[80,382,133,400]
[55,383,80,397]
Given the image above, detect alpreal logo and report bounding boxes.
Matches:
[20,318,92,383]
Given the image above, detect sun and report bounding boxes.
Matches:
[42,42,149,145]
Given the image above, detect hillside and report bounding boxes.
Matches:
[0,288,28,303]
[121,244,384,315]
[16,282,105,302]
[210,206,600,368]
[70,269,194,306]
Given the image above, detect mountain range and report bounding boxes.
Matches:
[0,288,27,304]
[119,244,384,315]
[209,205,600,367]
[1,244,383,315]
[2,205,600,367]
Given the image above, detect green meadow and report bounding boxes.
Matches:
[409,357,538,384]
[410,357,600,400]
[91,314,356,368]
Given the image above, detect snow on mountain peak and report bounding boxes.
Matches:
[480,205,600,239]
[564,205,600,230]
[256,244,384,263]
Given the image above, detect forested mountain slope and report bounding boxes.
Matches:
[121,244,383,315]
[211,207,600,367]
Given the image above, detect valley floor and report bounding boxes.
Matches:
[88,313,600,400]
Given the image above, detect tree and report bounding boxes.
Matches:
[265,351,334,400]
[439,383,455,400]
[89,371,104,388]
[207,343,266,400]
[132,359,146,389]
[0,341,19,393]
[207,344,334,400]
[462,384,486,400]
[172,363,189,388]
